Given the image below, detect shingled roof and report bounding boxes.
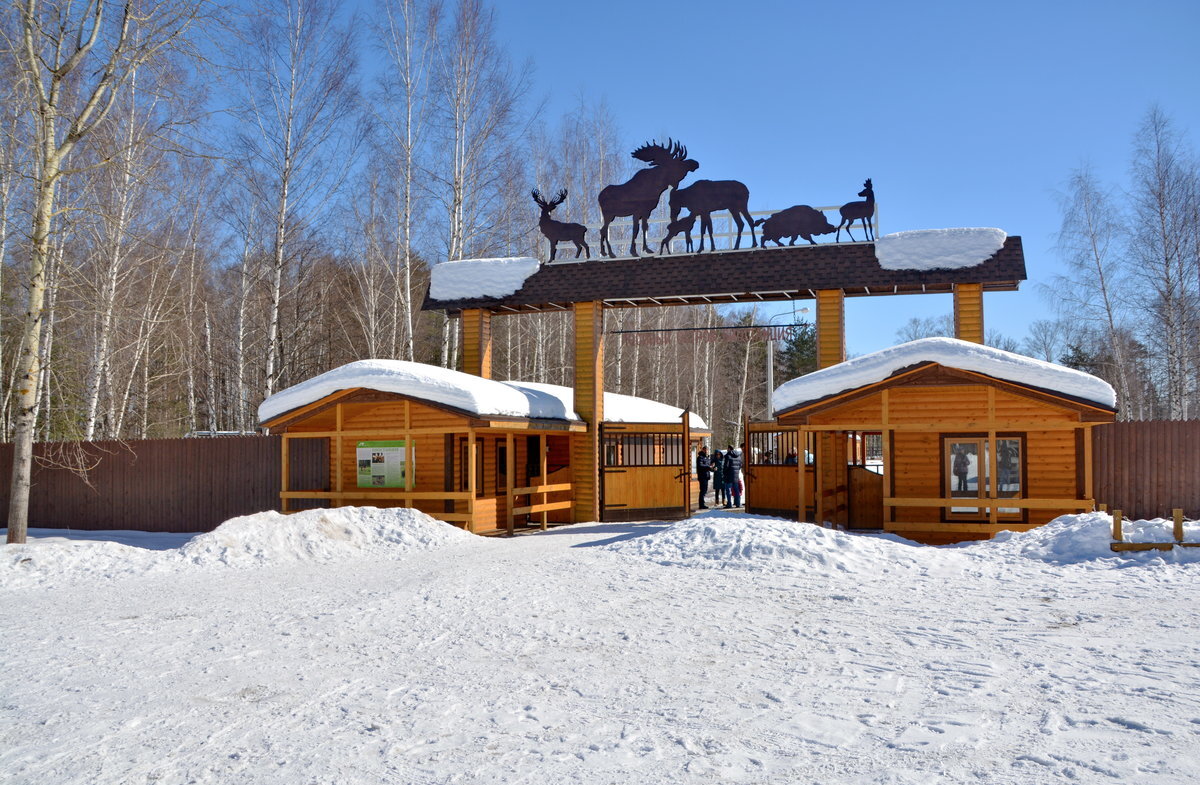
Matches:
[421,236,1026,314]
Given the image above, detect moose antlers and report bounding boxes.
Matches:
[632,138,689,166]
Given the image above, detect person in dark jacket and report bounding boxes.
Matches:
[723,444,744,508]
[711,449,726,507]
[696,445,712,508]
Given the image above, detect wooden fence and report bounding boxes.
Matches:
[1094,421,1200,520]
[0,436,327,533]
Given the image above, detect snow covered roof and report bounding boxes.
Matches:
[875,228,1007,270]
[428,257,540,301]
[259,360,707,428]
[772,337,1117,415]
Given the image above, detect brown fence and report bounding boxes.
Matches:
[1094,421,1200,520]
[0,436,328,533]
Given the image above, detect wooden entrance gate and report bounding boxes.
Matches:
[600,417,700,522]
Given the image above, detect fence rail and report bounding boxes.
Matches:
[1094,421,1200,519]
[0,436,327,533]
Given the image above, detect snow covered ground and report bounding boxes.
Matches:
[3,508,1199,784]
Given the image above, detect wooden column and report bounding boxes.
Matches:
[572,301,604,523]
[816,289,845,369]
[461,308,493,378]
[953,283,984,344]
[335,403,344,507]
[505,432,515,535]
[796,426,806,522]
[280,433,291,513]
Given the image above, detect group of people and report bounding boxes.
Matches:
[695,444,744,509]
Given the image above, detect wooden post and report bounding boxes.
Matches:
[280,434,291,514]
[572,301,604,523]
[682,409,691,516]
[506,432,515,536]
[953,283,984,344]
[797,426,806,522]
[335,403,344,506]
[404,401,414,501]
[467,430,477,533]
[1112,509,1123,542]
[1174,508,1184,543]
[540,433,548,530]
[1083,425,1094,504]
[815,289,845,369]
[881,389,892,526]
[461,308,493,378]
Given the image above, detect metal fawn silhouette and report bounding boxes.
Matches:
[668,179,757,252]
[836,178,875,242]
[659,213,697,254]
[598,139,698,257]
[532,188,590,261]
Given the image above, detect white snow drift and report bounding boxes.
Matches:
[428,255,540,300]
[874,227,1007,270]
[772,336,1117,414]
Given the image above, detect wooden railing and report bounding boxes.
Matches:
[1110,508,1197,552]
[507,482,573,535]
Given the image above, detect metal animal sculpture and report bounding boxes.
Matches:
[659,212,697,254]
[836,178,875,242]
[668,179,756,252]
[755,205,836,246]
[598,139,698,257]
[532,188,590,261]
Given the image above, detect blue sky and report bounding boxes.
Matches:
[484,0,1200,355]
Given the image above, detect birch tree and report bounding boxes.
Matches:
[3,0,205,544]
[231,0,361,399]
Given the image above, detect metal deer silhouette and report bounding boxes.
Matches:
[532,189,590,262]
[668,179,757,252]
[598,139,699,257]
[836,178,875,242]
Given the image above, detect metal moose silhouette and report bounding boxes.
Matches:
[598,139,698,257]
[755,205,836,246]
[668,179,757,251]
[836,178,875,242]
[532,189,590,261]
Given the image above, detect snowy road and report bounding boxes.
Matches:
[2,509,1198,784]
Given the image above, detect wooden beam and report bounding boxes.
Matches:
[335,403,344,506]
[881,390,892,525]
[815,289,845,369]
[953,282,984,343]
[280,434,291,514]
[461,308,493,378]
[540,433,549,530]
[797,426,806,521]
[572,301,604,523]
[885,497,1094,510]
[467,429,477,533]
[1083,425,1094,503]
[506,432,515,536]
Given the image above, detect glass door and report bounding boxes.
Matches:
[946,438,986,517]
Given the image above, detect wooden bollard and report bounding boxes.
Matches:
[1112,510,1123,542]
[1098,503,1108,513]
[1174,508,1184,544]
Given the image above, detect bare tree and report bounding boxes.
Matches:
[2,0,206,544]
[1127,107,1199,420]
[231,0,362,399]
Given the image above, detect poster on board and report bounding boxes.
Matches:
[356,440,411,488]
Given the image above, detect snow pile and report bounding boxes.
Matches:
[428,256,540,300]
[606,515,942,576]
[978,512,1200,566]
[875,227,1007,270]
[179,507,480,568]
[259,359,542,422]
[773,336,1117,414]
[508,381,708,428]
[1,508,481,588]
[0,538,173,589]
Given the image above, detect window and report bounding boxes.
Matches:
[497,444,508,491]
[942,435,1024,520]
[460,438,485,496]
[602,433,684,467]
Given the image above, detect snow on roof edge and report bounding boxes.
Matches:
[772,337,1117,416]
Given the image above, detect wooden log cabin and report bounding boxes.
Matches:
[748,338,1117,544]
[259,360,709,534]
